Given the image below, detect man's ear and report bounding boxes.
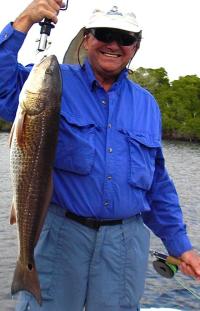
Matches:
[135,40,141,50]
[133,41,141,56]
[130,41,140,61]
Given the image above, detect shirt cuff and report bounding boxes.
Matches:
[162,233,193,257]
[0,22,26,53]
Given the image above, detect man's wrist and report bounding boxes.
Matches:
[13,14,33,33]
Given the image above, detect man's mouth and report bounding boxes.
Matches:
[101,51,121,58]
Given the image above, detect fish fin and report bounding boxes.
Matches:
[16,110,26,146]
[11,259,42,305]
[8,122,15,148]
[34,175,53,246]
[10,201,17,225]
[9,109,26,147]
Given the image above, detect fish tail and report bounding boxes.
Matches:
[11,260,42,305]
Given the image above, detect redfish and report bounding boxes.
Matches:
[9,55,62,305]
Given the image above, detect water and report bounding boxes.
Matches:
[0,132,200,310]
[0,133,17,310]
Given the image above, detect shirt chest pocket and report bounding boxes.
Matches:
[125,132,161,191]
[54,113,96,175]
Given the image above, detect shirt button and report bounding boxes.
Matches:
[108,147,113,153]
[102,100,106,105]
[107,176,112,180]
[108,123,112,128]
[104,201,109,206]
[4,33,8,39]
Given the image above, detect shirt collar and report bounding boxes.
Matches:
[83,58,129,91]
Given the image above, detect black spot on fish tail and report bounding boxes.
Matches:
[28,263,33,271]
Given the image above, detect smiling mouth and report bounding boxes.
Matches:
[101,51,121,58]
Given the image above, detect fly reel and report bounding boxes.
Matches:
[153,259,178,278]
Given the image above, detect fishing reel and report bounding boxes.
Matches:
[38,0,69,52]
[150,250,180,279]
[150,250,200,301]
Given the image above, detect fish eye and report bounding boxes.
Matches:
[45,68,53,74]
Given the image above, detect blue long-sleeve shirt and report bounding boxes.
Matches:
[0,23,192,257]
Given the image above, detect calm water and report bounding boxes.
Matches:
[0,132,200,310]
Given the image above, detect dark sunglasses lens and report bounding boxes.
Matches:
[93,28,112,43]
[120,33,137,46]
[91,28,137,46]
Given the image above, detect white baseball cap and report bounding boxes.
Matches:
[63,5,142,64]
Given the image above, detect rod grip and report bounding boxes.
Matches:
[166,256,182,266]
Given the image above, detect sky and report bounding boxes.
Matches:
[1,0,200,81]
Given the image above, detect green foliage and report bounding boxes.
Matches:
[129,69,200,141]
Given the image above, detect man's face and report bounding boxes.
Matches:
[84,28,139,81]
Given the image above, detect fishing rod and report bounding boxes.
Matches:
[150,249,200,300]
[37,0,69,52]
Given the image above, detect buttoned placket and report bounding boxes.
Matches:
[92,78,121,213]
[102,87,119,211]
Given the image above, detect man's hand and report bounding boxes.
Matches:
[13,0,64,33]
[179,249,200,280]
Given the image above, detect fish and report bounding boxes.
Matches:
[9,55,62,305]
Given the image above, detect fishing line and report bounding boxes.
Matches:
[166,262,200,300]
[174,275,200,301]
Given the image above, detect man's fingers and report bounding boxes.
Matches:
[179,262,196,278]
[180,250,200,279]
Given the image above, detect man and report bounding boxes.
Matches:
[0,1,200,310]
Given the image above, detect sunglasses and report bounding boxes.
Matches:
[89,28,139,46]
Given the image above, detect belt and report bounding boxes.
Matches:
[65,211,123,230]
